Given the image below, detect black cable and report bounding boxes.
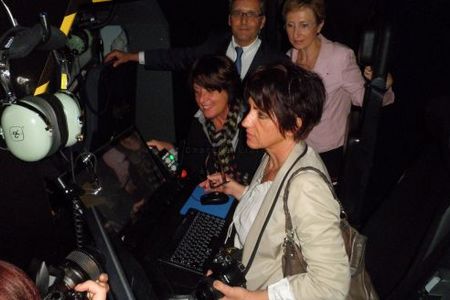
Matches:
[72,195,86,249]
[57,176,86,249]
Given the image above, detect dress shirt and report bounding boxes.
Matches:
[233,180,271,247]
[226,37,261,79]
[288,34,395,153]
[139,36,261,81]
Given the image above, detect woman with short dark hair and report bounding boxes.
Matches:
[150,55,262,185]
[203,61,350,299]
[243,63,324,141]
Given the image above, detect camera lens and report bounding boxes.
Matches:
[43,249,103,300]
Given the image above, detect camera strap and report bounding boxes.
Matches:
[244,144,308,275]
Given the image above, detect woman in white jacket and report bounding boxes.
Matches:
[202,61,350,300]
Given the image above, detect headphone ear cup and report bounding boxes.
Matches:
[31,94,68,155]
[1,93,81,162]
[54,91,83,147]
[1,99,53,161]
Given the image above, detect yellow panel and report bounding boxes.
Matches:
[60,12,77,35]
[61,73,68,90]
[34,82,50,95]
[92,0,112,2]
[33,2,77,95]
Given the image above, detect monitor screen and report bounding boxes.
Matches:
[77,126,166,232]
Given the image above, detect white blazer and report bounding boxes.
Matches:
[240,141,351,299]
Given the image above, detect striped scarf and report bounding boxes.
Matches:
[205,102,241,177]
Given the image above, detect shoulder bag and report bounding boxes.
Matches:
[282,166,379,300]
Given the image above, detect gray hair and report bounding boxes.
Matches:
[229,0,265,15]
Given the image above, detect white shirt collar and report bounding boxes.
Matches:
[227,37,261,79]
[230,36,261,52]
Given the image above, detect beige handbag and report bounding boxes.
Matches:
[282,166,379,300]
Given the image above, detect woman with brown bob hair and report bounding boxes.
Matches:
[149,55,263,185]
[203,61,350,299]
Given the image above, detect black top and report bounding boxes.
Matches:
[181,116,263,185]
[0,152,66,269]
[143,32,288,80]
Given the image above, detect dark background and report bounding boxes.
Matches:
[1,0,449,155]
[156,0,450,174]
[0,0,449,297]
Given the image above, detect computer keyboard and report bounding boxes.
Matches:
[159,209,227,275]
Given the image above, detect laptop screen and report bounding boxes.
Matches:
[78,126,167,232]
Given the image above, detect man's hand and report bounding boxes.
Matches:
[104,50,139,67]
[74,273,109,300]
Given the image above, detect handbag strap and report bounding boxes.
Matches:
[244,144,308,275]
[283,166,347,233]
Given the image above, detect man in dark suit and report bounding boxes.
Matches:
[104,0,286,80]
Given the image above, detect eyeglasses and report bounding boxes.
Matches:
[230,10,262,20]
[285,22,316,32]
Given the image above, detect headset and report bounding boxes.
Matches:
[0,3,85,162]
[1,91,83,161]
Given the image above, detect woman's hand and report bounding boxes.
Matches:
[146,139,174,152]
[363,66,394,89]
[199,173,247,200]
[213,280,268,300]
[74,273,109,300]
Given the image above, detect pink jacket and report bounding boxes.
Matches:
[288,35,394,153]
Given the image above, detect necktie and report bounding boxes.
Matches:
[234,46,243,76]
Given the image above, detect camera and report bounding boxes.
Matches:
[41,249,103,300]
[194,247,246,300]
